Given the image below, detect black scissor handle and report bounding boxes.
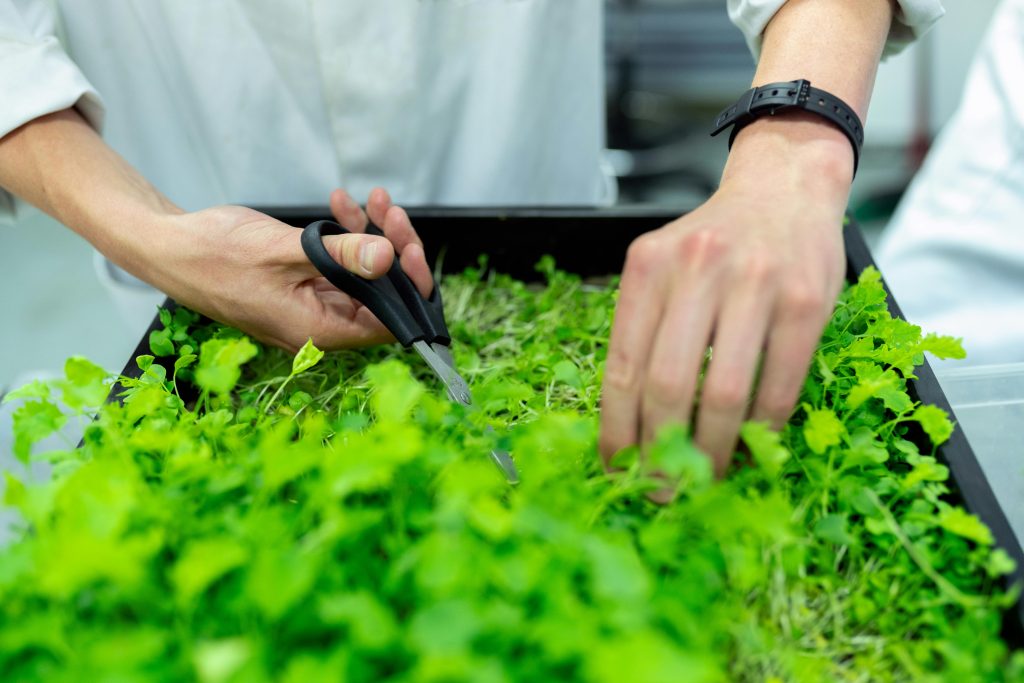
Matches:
[300,220,450,348]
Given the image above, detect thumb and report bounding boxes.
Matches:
[321,233,395,279]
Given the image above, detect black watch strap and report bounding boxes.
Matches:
[710,79,864,175]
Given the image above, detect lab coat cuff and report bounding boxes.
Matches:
[729,0,946,61]
[884,1,946,57]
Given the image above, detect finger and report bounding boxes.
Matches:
[304,289,393,350]
[693,279,774,476]
[366,187,392,228]
[320,233,395,279]
[383,206,433,297]
[329,188,369,233]
[400,243,434,298]
[267,277,393,353]
[280,225,392,282]
[751,288,833,430]
[312,308,392,349]
[638,280,718,447]
[381,204,425,253]
[308,279,393,347]
[598,235,669,468]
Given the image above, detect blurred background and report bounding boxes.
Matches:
[0,0,1002,391]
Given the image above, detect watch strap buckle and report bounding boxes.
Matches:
[711,86,755,137]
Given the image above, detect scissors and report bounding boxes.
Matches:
[300,219,520,484]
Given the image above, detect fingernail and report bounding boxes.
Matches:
[358,241,377,275]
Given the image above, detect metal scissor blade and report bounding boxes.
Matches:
[486,431,520,485]
[413,340,471,405]
[412,340,520,484]
[430,342,457,377]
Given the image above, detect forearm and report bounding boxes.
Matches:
[725,0,895,193]
[0,108,182,275]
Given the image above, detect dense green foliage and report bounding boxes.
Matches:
[1,262,1022,682]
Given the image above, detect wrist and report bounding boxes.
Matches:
[721,111,855,200]
[73,199,185,292]
[1,109,185,279]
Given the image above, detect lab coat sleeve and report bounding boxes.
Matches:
[0,1,104,222]
[727,0,946,60]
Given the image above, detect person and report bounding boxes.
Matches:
[0,0,942,475]
[877,0,1024,367]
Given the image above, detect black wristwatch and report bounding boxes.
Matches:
[710,79,864,175]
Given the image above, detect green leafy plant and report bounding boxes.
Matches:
[1,263,1021,682]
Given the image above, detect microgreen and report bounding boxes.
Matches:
[1,265,1021,682]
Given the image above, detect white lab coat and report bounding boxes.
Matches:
[877,0,1024,366]
[3,0,611,215]
[1,0,943,218]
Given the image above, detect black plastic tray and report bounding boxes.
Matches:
[112,207,1024,644]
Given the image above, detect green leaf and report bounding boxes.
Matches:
[987,548,1017,577]
[815,352,837,388]
[740,421,790,476]
[647,424,711,488]
[287,390,313,411]
[175,345,198,373]
[814,514,856,546]
[938,506,993,545]
[59,357,109,410]
[2,379,50,404]
[244,547,317,620]
[194,638,253,683]
[921,333,966,360]
[317,591,398,650]
[584,536,650,603]
[149,327,175,356]
[584,633,718,683]
[171,538,248,604]
[846,361,912,414]
[552,359,583,390]
[12,399,65,463]
[291,338,324,376]
[281,652,348,683]
[3,472,27,509]
[902,453,949,489]
[409,599,481,654]
[195,338,259,395]
[474,375,532,413]
[366,360,424,422]
[802,406,844,455]
[912,404,954,445]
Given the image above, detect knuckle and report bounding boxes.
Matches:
[336,235,362,269]
[782,283,826,317]
[603,354,640,394]
[738,252,779,286]
[624,234,663,276]
[645,370,688,407]
[702,373,748,413]
[758,392,795,423]
[676,229,725,269]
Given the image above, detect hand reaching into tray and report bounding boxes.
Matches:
[599,124,848,479]
[599,0,891,483]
